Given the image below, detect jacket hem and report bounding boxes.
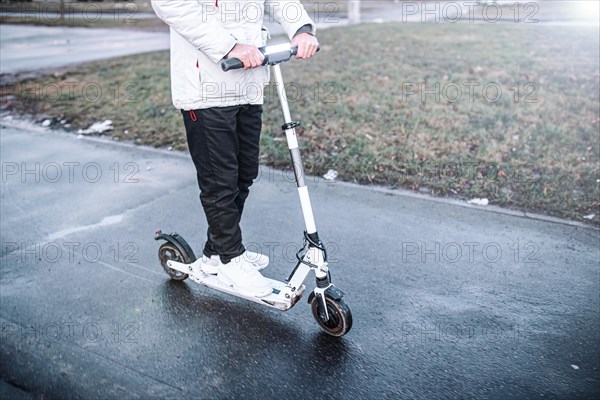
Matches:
[175,98,264,111]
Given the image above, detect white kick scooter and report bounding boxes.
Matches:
[154,43,352,337]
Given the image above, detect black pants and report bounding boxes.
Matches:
[182,104,262,264]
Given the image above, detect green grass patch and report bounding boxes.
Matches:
[1,22,598,223]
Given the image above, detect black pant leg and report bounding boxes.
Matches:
[235,104,263,216]
[182,107,245,263]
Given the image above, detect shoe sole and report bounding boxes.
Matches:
[202,262,267,274]
[217,272,272,298]
[201,266,219,275]
[199,260,219,275]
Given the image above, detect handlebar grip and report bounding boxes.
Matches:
[289,46,320,56]
[221,58,245,72]
[221,45,319,72]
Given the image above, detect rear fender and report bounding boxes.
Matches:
[154,230,197,263]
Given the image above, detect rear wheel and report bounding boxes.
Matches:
[311,296,352,337]
[158,243,189,281]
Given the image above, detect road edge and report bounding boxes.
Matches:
[1,118,598,232]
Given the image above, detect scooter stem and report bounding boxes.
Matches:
[272,63,318,235]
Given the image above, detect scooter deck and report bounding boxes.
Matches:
[166,260,305,311]
[189,272,305,311]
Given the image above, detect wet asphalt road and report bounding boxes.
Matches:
[2,2,596,75]
[0,25,169,74]
[0,122,598,399]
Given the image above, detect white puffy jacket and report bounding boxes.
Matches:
[151,0,316,110]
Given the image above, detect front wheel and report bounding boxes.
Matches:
[311,296,353,337]
[158,243,189,281]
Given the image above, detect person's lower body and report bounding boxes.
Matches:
[182,104,271,297]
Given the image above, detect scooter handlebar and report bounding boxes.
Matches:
[221,45,317,72]
[221,57,246,72]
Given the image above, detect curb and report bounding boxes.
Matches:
[1,118,598,232]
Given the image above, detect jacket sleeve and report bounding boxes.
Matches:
[151,0,237,63]
[265,0,316,40]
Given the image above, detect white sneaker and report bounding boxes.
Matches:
[200,251,269,275]
[190,258,205,275]
[244,251,269,270]
[217,252,273,298]
[199,255,221,275]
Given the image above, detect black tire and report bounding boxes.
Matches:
[158,242,189,281]
[311,296,353,337]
